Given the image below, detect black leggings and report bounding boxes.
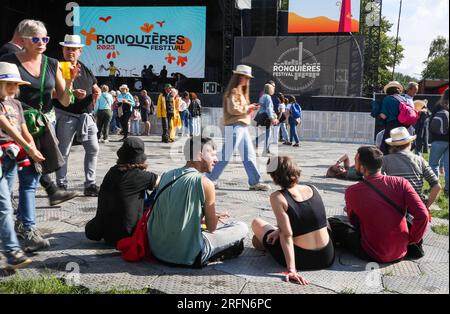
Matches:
[263,230,335,270]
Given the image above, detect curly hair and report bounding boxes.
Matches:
[267,156,301,189]
[116,163,148,171]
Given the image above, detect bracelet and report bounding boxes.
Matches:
[23,143,31,152]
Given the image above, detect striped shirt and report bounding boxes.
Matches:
[382,150,439,198]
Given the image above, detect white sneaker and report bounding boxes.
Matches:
[103,139,109,143]
[249,183,271,191]
[99,139,104,143]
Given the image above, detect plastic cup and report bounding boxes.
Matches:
[59,61,72,80]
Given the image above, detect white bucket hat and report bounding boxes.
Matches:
[119,84,129,91]
[384,81,404,94]
[59,34,85,48]
[0,62,31,85]
[385,127,417,146]
[233,64,254,78]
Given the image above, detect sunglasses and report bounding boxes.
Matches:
[23,36,50,44]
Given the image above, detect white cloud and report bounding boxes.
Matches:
[382,0,449,78]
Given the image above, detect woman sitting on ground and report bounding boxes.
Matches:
[85,137,160,246]
[252,156,335,285]
[326,154,362,181]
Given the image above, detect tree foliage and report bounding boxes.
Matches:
[422,36,449,80]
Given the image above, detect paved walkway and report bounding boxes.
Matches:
[1,135,448,294]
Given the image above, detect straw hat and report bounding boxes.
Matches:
[414,99,428,111]
[119,84,129,91]
[385,127,417,146]
[232,64,254,78]
[59,34,85,48]
[384,81,404,94]
[0,62,31,85]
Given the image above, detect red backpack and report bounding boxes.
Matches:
[393,95,419,126]
[116,172,191,262]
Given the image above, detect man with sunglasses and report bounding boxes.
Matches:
[52,34,101,197]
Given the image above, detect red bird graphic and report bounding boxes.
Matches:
[99,16,112,23]
[165,53,176,64]
[156,21,166,28]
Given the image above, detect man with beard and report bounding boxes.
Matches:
[328,146,429,263]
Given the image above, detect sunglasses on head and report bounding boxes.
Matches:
[23,36,50,44]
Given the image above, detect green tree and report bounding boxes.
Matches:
[377,17,404,85]
[422,36,449,79]
[393,72,418,88]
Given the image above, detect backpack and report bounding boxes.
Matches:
[291,103,302,119]
[429,110,449,136]
[392,95,419,126]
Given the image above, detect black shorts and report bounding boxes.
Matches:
[263,230,335,271]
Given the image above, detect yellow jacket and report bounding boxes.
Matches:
[157,93,167,118]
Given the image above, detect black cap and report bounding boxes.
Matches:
[117,137,147,164]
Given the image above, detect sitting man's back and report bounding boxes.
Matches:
[330,146,429,263]
[148,137,248,267]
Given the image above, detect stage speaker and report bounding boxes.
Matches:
[203,82,218,94]
[251,0,279,36]
[236,0,251,10]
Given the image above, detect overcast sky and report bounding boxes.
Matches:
[382,0,449,78]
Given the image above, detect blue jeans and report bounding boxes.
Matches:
[131,120,140,135]
[429,141,449,192]
[279,122,289,142]
[207,124,262,186]
[289,120,300,144]
[110,108,121,132]
[0,156,21,251]
[180,110,190,135]
[18,164,40,230]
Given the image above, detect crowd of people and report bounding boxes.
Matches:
[0,18,447,287]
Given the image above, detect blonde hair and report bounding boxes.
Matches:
[16,19,47,37]
[0,81,19,100]
[264,83,275,95]
[101,84,109,93]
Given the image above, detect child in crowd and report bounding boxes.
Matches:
[0,62,45,269]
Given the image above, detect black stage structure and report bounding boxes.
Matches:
[1,0,386,112]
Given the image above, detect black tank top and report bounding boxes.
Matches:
[280,185,328,237]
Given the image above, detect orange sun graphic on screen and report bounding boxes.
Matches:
[176,37,192,54]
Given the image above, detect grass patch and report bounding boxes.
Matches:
[0,275,154,294]
[431,224,449,236]
[338,288,356,294]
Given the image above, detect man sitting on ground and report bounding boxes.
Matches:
[326,154,362,181]
[147,137,248,268]
[329,146,429,263]
[382,127,441,211]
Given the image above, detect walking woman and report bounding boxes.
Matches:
[206,65,270,191]
[429,88,449,197]
[379,81,409,155]
[256,83,278,155]
[95,84,114,143]
[0,20,78,251]
[286,95,301,147]
[252,156,335,284]
[179,91,191,136]
[189,92,202,136]
[117,84,135,141]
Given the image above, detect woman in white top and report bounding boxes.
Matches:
[179,91,191,136]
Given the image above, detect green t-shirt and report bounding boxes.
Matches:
[147,167,205,265]
[346,166,363,181]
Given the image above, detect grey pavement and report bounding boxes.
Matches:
[0,134,448,294]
